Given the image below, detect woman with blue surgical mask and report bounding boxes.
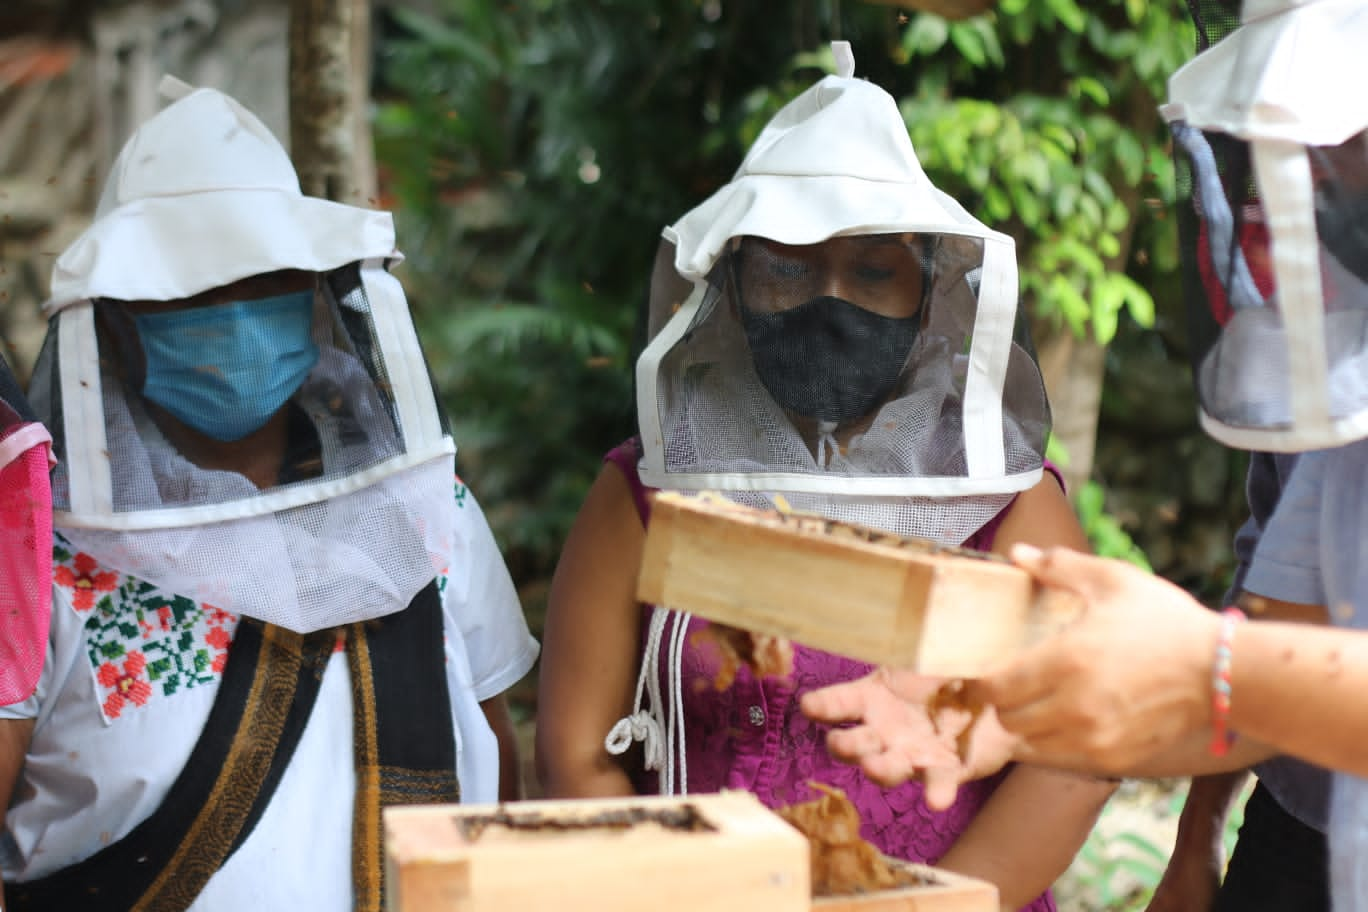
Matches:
[1,77,538,912]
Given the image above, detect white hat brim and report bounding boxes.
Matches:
[1162,0,1368,145]
[46,189,396,314]
[664,173,1007,281]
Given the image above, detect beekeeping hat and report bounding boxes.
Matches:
[635,44,1050,545]
[28,77,457,633]
[1164,0,1368,451]
[0,351,52,704]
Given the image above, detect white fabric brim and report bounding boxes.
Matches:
[46,189,397,314]
[1161,0,1368,145]
[663,173,1007,281]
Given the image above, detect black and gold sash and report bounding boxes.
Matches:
[348,583,461,911]
[8,582,457,912]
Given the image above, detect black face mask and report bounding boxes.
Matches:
[739,295,921,424]
[1316,183,1368,283]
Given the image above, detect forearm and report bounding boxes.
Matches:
[1171,771,1249,856]
[936,766,1115,909]
[1,717,35,910]
[533,679,642,798]
[479,695,523,802]
[1110,728,1275,779]
[1218,620,1368,775]
[1122,622,1368,778]
[533,681,640,799]
[537,749,637,798]
[0,717,33,825]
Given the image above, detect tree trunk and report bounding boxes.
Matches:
[287,0,375,205]
[1036,328,1106,499]
[1037,85,1161,501]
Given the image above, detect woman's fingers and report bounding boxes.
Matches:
[799,679,871,724]
[860,750,929,789]
[825,724,886,761]
[921,766,962,811]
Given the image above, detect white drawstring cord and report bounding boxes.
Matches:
[816,420,840,469]
[668,609,692,794]
[603,604,693,795]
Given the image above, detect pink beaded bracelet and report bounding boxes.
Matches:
[1209,606,1246,757]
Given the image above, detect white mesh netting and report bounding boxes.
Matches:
[34,266,457,633]
[638,238,1048,543]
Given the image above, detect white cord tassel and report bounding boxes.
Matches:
[605,606,669,774]
[603,604,694,796]
[604,710,664,773]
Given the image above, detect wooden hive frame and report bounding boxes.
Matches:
[812,860,998,911]
[384,791,999,912]
[636,491,1082,677]
[384,791,809,912]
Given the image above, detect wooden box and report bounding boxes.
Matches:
[384,791,809,912]
[637,491,1081,677]
[812,861,998,911]
[384,791,999,912]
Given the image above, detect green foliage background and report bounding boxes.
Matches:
[374,0,1196,584]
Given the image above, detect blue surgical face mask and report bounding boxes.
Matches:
[132,290,320,441]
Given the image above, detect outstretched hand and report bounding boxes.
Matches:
[799,669,1018,809]
[803,544,1227,794]
[966,544,1223,777]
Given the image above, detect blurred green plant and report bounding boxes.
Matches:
[902,0,1189,346]
[1077,479,1153,568]
[1066,780,1249,911]
[1045,434,1150,566]
[1075,829,1169,908]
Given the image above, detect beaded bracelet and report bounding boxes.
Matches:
[1208,606,1246,757]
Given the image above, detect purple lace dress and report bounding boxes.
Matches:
[606,438,1057,912]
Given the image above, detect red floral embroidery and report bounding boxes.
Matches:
[97,652,153,719]
[54,552,119,611]
[204,606,233,672]
[55,539,241,720]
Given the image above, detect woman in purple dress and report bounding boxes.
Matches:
[536,45,1115,912]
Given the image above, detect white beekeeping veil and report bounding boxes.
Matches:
[1164,0,1368,452]
[635,44,1049,544]
[27,77,457,633]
